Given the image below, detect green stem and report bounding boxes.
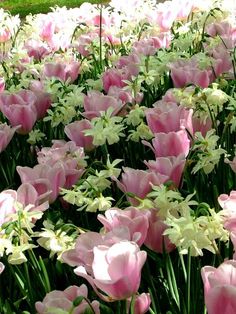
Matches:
[187,250,191,314]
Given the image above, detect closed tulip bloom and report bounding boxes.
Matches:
[127,293,151,314]
[144,155,186,187]
[97,207,150,246]
[201,260,236,314]
[0,123,20,153]
[75,241,147,301]
[116,167,168,205]
[144,209,175,253]
[35,284,100,314]
[83,90,123,120]
[145,102,193,134]
[0,90,38,134]
[64,119,95,151]
[151,130,190,158]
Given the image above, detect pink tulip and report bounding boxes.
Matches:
[116,167,168,205]
[0,262,4,274]
[107,86,133,104]
[218,191,236,213]
[0,77,5,92]
[83,90,124,119]
[64,119,95,151]
[30,81,52,119]
[144,209,175,253]
[0,189,18,227]
[24,39,51,60]
[35,284,100,314]
[102,68,128,93]
[170,55,217,88]
[0,28,11,43]
[62,228,133,273]
[0,90,38,134]
[145,155,186,187]
[17,164,65,203]
[0,184,49,227]
[44,61,80,83]
[225,157,236,173]
[146,130,190,158]
[127,293,151,314]
[192,115,212,137]
[74,241,147,301]
[145,102,193,134]
[37,140,86,188]
[0,123,20,153]
[201,260,236,314]
[97,207,150,246]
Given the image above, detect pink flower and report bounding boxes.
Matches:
[37,140,86,188]
[0,184,49,227]
[218,191,236,213]
[44,61,80,83]
[74,241,147,301]
[17,164,65,203]
[127,293,151,314]
[0,77,5,92]
[144,155,186,187]
[0,123,20,153]
[116,167,168,205]
[145,130,190,158]
[225,157,236,173]
[145,102,193,134]
[97,207,150,246]
[24,39,51,60]
[102,68,128,93]
[62,228,133,273]
[64,119,95,151]
[0,190,18,227]
[0,262,4,274]
[35,284,100,314]
[144,209,175,253]
[83,90,124,119]
[0,90,38,134]
[192,115,212,137]
[201,260,236,314]
[30,81,52,119]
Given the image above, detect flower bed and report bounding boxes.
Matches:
[0,0,236,313]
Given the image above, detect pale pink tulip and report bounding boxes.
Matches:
[127,293,151,314]
[0,123,20,153]
[64,119,94,151]
[83,90,124,119]
[97,207,150,246]
[0,190,18,227]
[144,209,175,253]
[218,191,236,213]
[0,262,4,274]
[0,90,38,134]
[35,284,100,314]
[17,164,65,203]
[74,241,147,301]
[37,140,86,188]
[116,167,168,205]
[145,155,186,187]
[44,61,80,83]
[201,260,236,314]
[225,156,236,173]
[24,39,51,60]
[146,130,190,158]
[192,115,212,137]
[145,102,193,134]
[102,68,128,93]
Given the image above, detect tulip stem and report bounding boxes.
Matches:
[187,250,191,314]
